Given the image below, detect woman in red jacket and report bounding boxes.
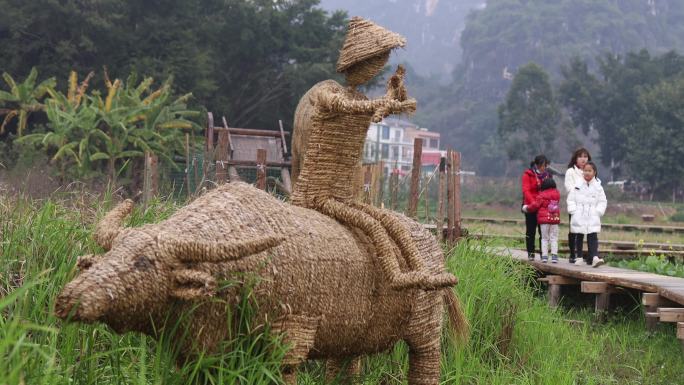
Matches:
[521,154,550,260]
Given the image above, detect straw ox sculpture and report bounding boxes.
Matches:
[56,17,467,385]
[55,183,467,384]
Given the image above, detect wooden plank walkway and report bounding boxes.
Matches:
[496,247,684,351]
[497,247,684,304]
[465,216,684,234]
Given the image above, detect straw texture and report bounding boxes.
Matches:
[55,182,468,384]
[290,61,454,290]
[336,17,406,73]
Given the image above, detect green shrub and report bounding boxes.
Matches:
[670,208,684,222]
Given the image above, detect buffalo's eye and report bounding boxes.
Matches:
[134,255,155,271]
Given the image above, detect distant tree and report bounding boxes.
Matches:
[498,63,559,164]
[625,76,684,199]
[558,50,684,177]
[418,0,684,175]
[0,0,346,132]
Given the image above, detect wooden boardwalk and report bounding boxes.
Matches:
[465,216,684,234]
[496,247,684,350]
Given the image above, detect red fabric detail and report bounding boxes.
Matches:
[521,169,542,205]
[526,188,561,224]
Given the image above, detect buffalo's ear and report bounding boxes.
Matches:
[95,199,134,251]
[171,269,217,300]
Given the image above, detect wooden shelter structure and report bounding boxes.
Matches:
[206,112,292,193]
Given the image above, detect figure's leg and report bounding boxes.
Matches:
[349,202,458,289]
[314,198,454,290]
[271,314,320,385]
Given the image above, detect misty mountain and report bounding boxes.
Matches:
[417,0,684,175]
[318,0,484,81]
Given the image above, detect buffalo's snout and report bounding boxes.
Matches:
[55,282,110,322]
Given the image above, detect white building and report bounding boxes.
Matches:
[363,117,442,176]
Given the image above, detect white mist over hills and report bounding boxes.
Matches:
[318,0,485,81]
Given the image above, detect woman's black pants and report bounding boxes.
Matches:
[525,212,541,255]
[574,233,599,264]
[568,215,576,260]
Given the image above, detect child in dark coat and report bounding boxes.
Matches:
[524,178,561,263]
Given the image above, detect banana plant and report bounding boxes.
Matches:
[0,67,56,136]
[18,69,200,185]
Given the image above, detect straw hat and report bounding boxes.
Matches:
[336,17,406,73]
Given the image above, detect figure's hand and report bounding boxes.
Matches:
[385,65,408,102]
[371,98,417,123]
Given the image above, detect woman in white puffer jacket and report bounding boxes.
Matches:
[567,161,607,267]
[564,148,591,264]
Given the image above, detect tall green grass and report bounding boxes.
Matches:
[1,196,682,384]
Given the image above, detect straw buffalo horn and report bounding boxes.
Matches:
[94,199,134,251]
[163,236,285,263]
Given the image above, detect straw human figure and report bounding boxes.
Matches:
[290,17,457,290]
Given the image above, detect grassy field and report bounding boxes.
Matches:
[1,195,683,384]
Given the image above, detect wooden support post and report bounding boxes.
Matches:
[143,151,158,207]
[548,284,562,308]
[657,308,684,323]
[453,151,462,239]
[256,149,267,190]
[221,116,240,182]
[363,165,372,204]
[424,174,429,222]
[193,151,200,194]
[436,157,446,242]
[215,130,230,184]
[581,282,615,322]
[376,161,385,207]
[595,292,611,322]
[677,322,684,353]
[390,168,399,211]
[538,275,579,308]
[206,112,215,152]
[643,293,676,331]
[407,138,422,218]
[202,113,214,190]
[280,168,292,195]
[446,150,455,242]
[185,133,190,198]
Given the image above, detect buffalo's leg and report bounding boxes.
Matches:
[350,202,457,289]
[325,357,361,384]
[272,314,320,385]
[405,291,444,385]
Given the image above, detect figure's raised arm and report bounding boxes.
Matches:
[314,90,414,115]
